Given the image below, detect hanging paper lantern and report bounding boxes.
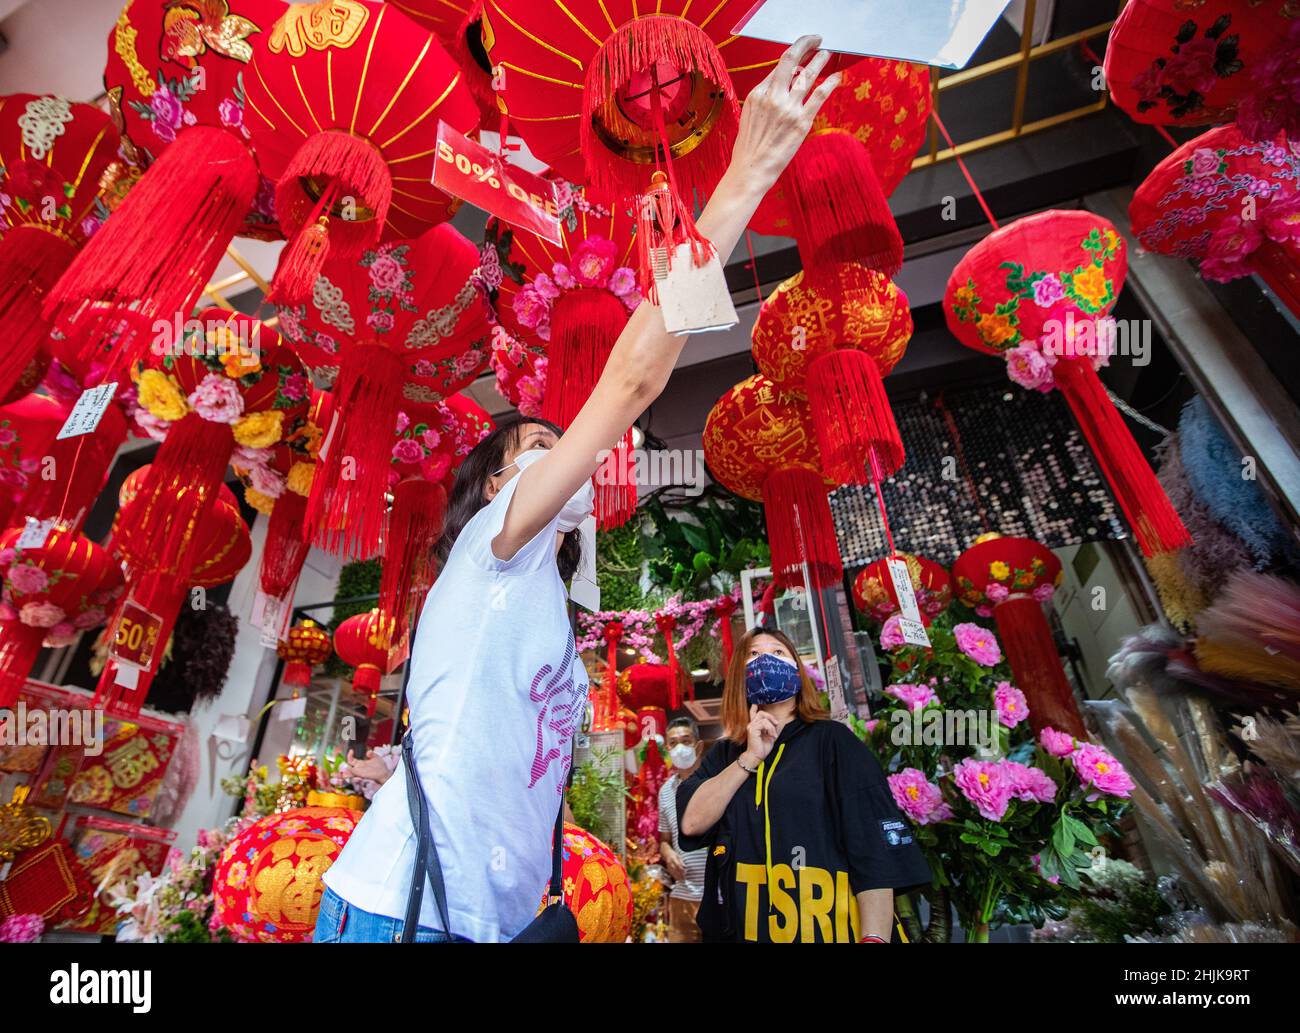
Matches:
[0,394,66,530]
[278,619,334,689]
[1130,124,1300,315]
[274,221,490,558]
[451,2,504,127]
[751,263,912,485]
[617,660,675,712]
[945,209,1191,556]
[44,0,279,374]
[393,0,474,49]
[243,0,479,303]
[117,310,308,584]
[556,822,633,943]
[703,375,841,589]
[751,57,931,235]
[212,805,361,943]
[0,94,119,399]
[333,608,397,716]
[951,534,1083,739]
[0,528,123,706]
[852,553,952,625]
[1104,0,1300,140]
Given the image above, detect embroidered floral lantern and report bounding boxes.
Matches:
[0,528,123,706]
[751,263,912,485]
[243,0,479,302]
[45,0,279,374]
[556,822,633,943]
[951,534,1083,739]
[702,374,841,590]
[278,619,334,689]
[852,553,952,625]
[332,608,397,716]
[274,221,490,558]
[945,209,1191,556]
[0,94,119,399]
[0,393,66,529]
[212,805,361,943]
[1129,124,1300,316]
[488,325,546,417]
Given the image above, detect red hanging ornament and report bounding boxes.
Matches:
[0,394,67,530]
[853,553,952,626]
[602,620,624,730]
[333,608,397,716]
[945,209,1191,556]
[277,619,334,689]
[392,0,474,48]
[713,595,736,668]
[654,611,688,707]
[17,403,128,534]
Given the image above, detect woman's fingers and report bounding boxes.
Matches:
[773,34,823,91]
[791,48,831,101]
[802,70,841,121]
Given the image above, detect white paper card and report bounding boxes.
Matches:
[113,663,140,689]
[17,517,55,550]
[569,514,601,612]
[886,556,931,648]
[657,243,739,336]
[276,696,308,722]
[733,0,1014,69]
[56,382,119,440]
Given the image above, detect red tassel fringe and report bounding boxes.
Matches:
[763,466,843,591]
[714,596,736,668]
[306,343,405,558]
[786,131,903,276]
[1052,358,1191,556]
[0,226,76,400]
[635,171,715,303]
[379,477,448,642]
[593,428,638,530]
[18,402,128,532]
[655,612,685,707]
[603,621,623,729]
[44,127,258,377]
[260,490,311,603]
[806,349,905,485]
[0,623,44,708]
[992,596,1086,739]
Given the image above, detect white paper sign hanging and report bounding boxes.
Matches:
[569,514,601,612]
[886,556,931,648]
[56,382,119,440]
[17,517,55,550]
[276,696,308,722]
[656,242,739,336]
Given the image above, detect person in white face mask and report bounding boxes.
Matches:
[317,35,842,943]
[658,717,709,942]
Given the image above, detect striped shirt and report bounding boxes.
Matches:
[658,773,708,902]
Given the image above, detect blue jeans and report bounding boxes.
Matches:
[313,886,470,943]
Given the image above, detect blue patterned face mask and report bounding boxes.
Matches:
[745,653,802,705]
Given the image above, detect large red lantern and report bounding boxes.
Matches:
[243,0,479,303]
[0,528,123,706]
[951,534,1083,739]
[278,619,334,689]
[1130,125,1300,316]
[212,805,361,943]
[945,209,1190,557]
[852,553,952,625]
[751,264,912,485]
[332,608,397,716]
[556,822,633,942]
[617,660,678,712]
[392,0,474,48]
[703,374,841,590]
[274,222,490,558]
[0,94,119,400]
[0,394,66,530]
[45,0,280,374]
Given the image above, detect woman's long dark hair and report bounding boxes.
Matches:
[433,414,583,582]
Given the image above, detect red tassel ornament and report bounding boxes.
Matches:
[991,596,1086,740]
[379,477,448,642]
[17,402,128,532]
[655,612,685,707]
[602,620,624,729]
[714,596,736,668]
[635,169,715,303]
[806,348,905,484]
[0,228,76,398]
[762,465,843,591]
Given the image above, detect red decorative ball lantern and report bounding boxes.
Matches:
[945,209,1191,557]
[0,528,124,706]
[333,608,397,716]
[278,620,334,689]
[951,534,1084,739]
[751,263,912,485]
[0,393,66,530]
[702,374,841,590]
[618,661,676,712]
[853,553,952,625]
[0,93,119,399]
[243,0,479,303]
[556,822,632,942]
[212,805,361,943]
[1130,125,1300,316]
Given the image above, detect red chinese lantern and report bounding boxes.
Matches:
[556,822,632,942]
[278,619,334,689]
[1130,125,1300,316]
[0,93,119,399]
[951,534,1083,739]
[16,403,128,535]
[487,325,546,416]
[451,2,504,127]
[484,181,641,526]
[213,805,361,943]
[0,394,66,530]
[392,0,473,48]
[751,263,912,485]
[243,0,479,303]
[45,0,280,374]
[618,661,675,712]
[944,209,1191,557]
[1104,0,1300,141]
[333,608,397,716]
[273,222,490,558]
[852,553,952,625]
[0,528,123,706]
[702,374,841,590]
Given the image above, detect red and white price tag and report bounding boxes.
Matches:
[886,556,931,648]
[56,382,118,440]
[433,121,562,244]
[108,600,165,673]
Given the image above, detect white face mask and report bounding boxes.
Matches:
[496,448,595,532]
[668,743,697,770]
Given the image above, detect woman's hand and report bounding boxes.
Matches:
[742,705,780,767]
[345,749,393,786]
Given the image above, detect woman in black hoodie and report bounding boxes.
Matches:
[678,627,930,942]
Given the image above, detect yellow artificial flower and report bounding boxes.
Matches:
[978,311,1017,348]
[136,369,188,422]
[1071,263,1110,309]
[989,561,1011,581]
[244,487,276,515]
[221,347,261,378]
[287,461,315,496]
[232,409,283,448]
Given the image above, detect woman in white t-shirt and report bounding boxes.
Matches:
[316,34,841,943]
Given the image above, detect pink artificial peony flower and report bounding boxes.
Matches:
[885,683,939,712]
[6,563,49,594]
[0,914,43,943]
[975,604,994,618]
[985,581,1010,603]
[368,252,406,293]
[953,622,1003,666]
[391,438,424,465]
[249,464,285,499]
[994,681,1030,728]
[570,237,618,287]
[420,428,442,450]
[19,601,65,628]
[532,273,561,300]
[72,607,106,630]
[879,614,905,651]
[1032,582,1056,602]
[608,266,637,298]
[188,374,244,424]
[1003,760,1057,803]
[953,757,1013,821]
[1039,726,1076,758]
[1072,743,1135,799]
[888,768,950,825]
[551,262,576,290]
[513,285,551,331]
[1005,343,1053,392]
